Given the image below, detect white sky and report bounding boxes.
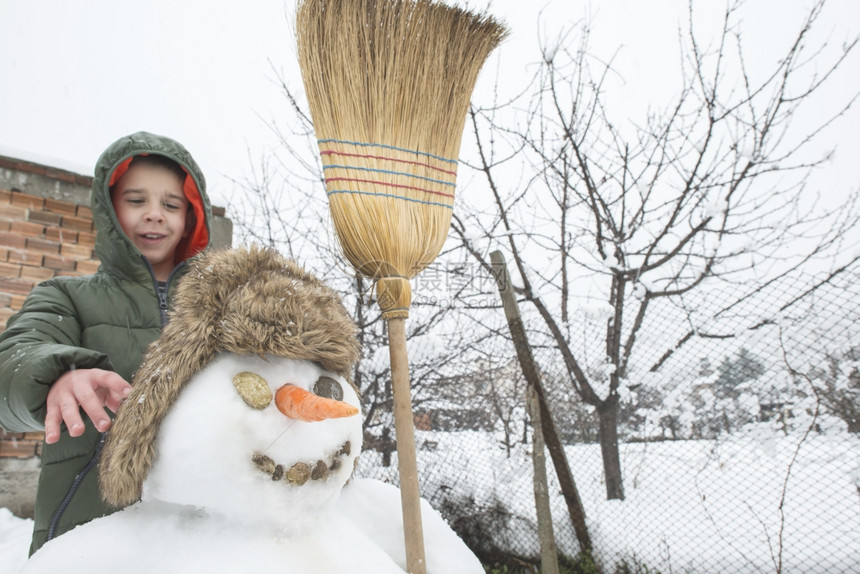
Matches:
[0,0,858,210]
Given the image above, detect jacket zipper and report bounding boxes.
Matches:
[156,282,169,326]
[144,256,186,326]
[47,432,107,541]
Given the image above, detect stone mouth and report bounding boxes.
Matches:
[252,441,353,486]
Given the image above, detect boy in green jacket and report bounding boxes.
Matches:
[0,131,212,554]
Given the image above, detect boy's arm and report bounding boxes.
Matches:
[0,281,115,432]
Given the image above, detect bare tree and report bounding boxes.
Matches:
[452,0,859,499]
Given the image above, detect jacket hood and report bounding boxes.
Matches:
[91,131,212,281]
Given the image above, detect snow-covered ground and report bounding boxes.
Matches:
[361,428,860,573]
[4,429,859,573]
[0,508,32,574]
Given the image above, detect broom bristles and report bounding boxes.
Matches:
[297,0,508,292]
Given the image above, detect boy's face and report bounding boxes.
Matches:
[111,162,191,281]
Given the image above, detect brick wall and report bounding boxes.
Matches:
[0,430,43,458]
[0,188,102,458]
[0,189,100,335]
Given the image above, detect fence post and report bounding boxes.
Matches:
[527,381,561,574]
[490,250,594,560]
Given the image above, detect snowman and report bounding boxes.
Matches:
[21,246,483,574]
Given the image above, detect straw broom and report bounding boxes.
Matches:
[296,0,507,571]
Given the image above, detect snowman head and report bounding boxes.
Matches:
[99,245,362,515]
[141,353,363,529]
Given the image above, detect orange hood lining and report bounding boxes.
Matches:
[108,155,209,264]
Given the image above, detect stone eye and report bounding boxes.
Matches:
[232,371,274,409]
[313,376,343,401]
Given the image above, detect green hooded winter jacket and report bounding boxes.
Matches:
[0,131,211,555]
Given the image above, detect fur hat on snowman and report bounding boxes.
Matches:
[99,244,362,508]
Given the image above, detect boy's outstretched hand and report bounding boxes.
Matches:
[44,368,133,444]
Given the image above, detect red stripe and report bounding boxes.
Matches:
[320,149,457,176]
[325,177,456,200]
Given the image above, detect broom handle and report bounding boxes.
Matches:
[388,317,427,574]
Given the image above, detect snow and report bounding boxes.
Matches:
[703,196,728,219]
[0,145,91,177]
[2,429,859,573]
[0,509,31,574]
[360,427,860,573]
[583,433,860,572]
[1,480,476,574]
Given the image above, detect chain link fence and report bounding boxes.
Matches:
[355,260,860,573]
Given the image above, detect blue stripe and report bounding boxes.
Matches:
[327,189,454,209]
[322,164,456,187]
[318,139,458,165]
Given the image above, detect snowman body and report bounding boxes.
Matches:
[22,353,482,574]
[21,498,402,573]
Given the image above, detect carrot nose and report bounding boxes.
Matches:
[275,383,359,422]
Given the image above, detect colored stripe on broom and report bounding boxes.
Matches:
[325,177,455,200]
[327,190,454,209]
[318,139,458,165]
[321,165,456,188]
[320,150,457,176]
